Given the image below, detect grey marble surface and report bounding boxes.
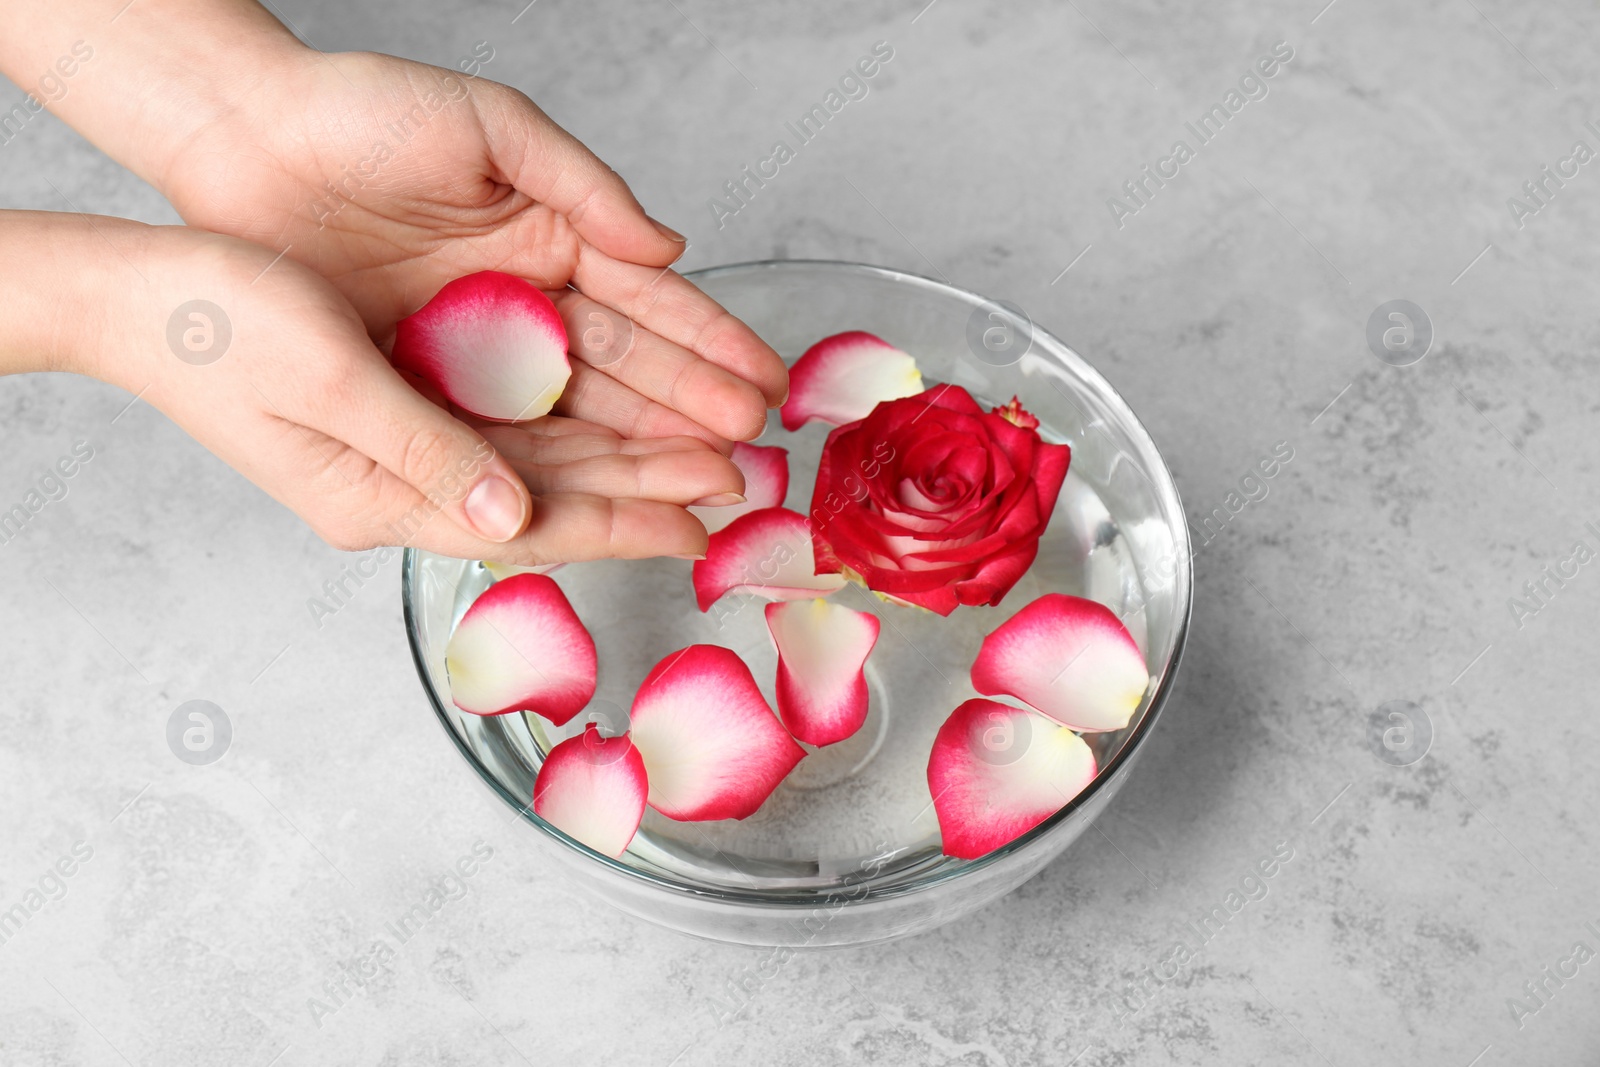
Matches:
[3,0,1599,1064]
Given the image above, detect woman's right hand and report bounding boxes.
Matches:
[71,217,739,563]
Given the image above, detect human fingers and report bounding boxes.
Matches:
[550,289,768,443]
[571,247,789,406]
[553,361,735,453]
[475,83,687,268]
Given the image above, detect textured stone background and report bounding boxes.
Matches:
[2,0,1598,1064]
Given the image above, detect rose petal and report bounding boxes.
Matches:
[629,645,805,820]
[914,383,986,418]
[970,594,1150,732]
[765,599,880,747]
[928,698,1097,860]
[780,331,924,430]
[533,724,648,858]
[690,441,790,534]
[882,582,959,616]
[392,271,571,422]
[693,507,846,612]
[950,545,1038,610]
[483,561,566,581]
[445,573,597,724]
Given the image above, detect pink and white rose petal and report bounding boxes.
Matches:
[444,573,597,724]
[693,506,845,612]
[392,270,571,422]
[533,724,649,858]
[927,698,1097,860]
[765,598,880,747]
[971,593,1150,732]
[628,644,806,821]
[780,330,924,431]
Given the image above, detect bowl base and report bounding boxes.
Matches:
[783,665,892,790]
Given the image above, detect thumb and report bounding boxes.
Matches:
[314,352,534,545]
[476,84,687,267]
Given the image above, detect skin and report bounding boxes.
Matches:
[0,1,788,560]
[0,212,741,563]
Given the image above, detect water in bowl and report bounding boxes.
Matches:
[414,401,1159,895]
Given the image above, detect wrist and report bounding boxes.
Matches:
[83,224,283,394]
[134,29,318,200]
[0,2,316,199]
[0,212,145,380]
[0,215,252,391]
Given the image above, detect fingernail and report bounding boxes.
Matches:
[691,492,746,507]
[649,216,687,243]
[671,553,707,561]
[465,476,526,542]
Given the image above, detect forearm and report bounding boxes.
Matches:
[0,0,307,192]
[0,211,140,378]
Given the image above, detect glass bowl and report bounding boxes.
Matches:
[402,260,1192,947]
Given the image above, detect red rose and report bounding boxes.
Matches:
[807,386,1071,616]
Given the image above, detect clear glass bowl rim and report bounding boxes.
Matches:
[401,258,1194,909]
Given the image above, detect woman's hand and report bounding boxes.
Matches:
[58,216,739,563]
[156,47,786,451]
[0,2,779,560]
[0,2,787,448]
